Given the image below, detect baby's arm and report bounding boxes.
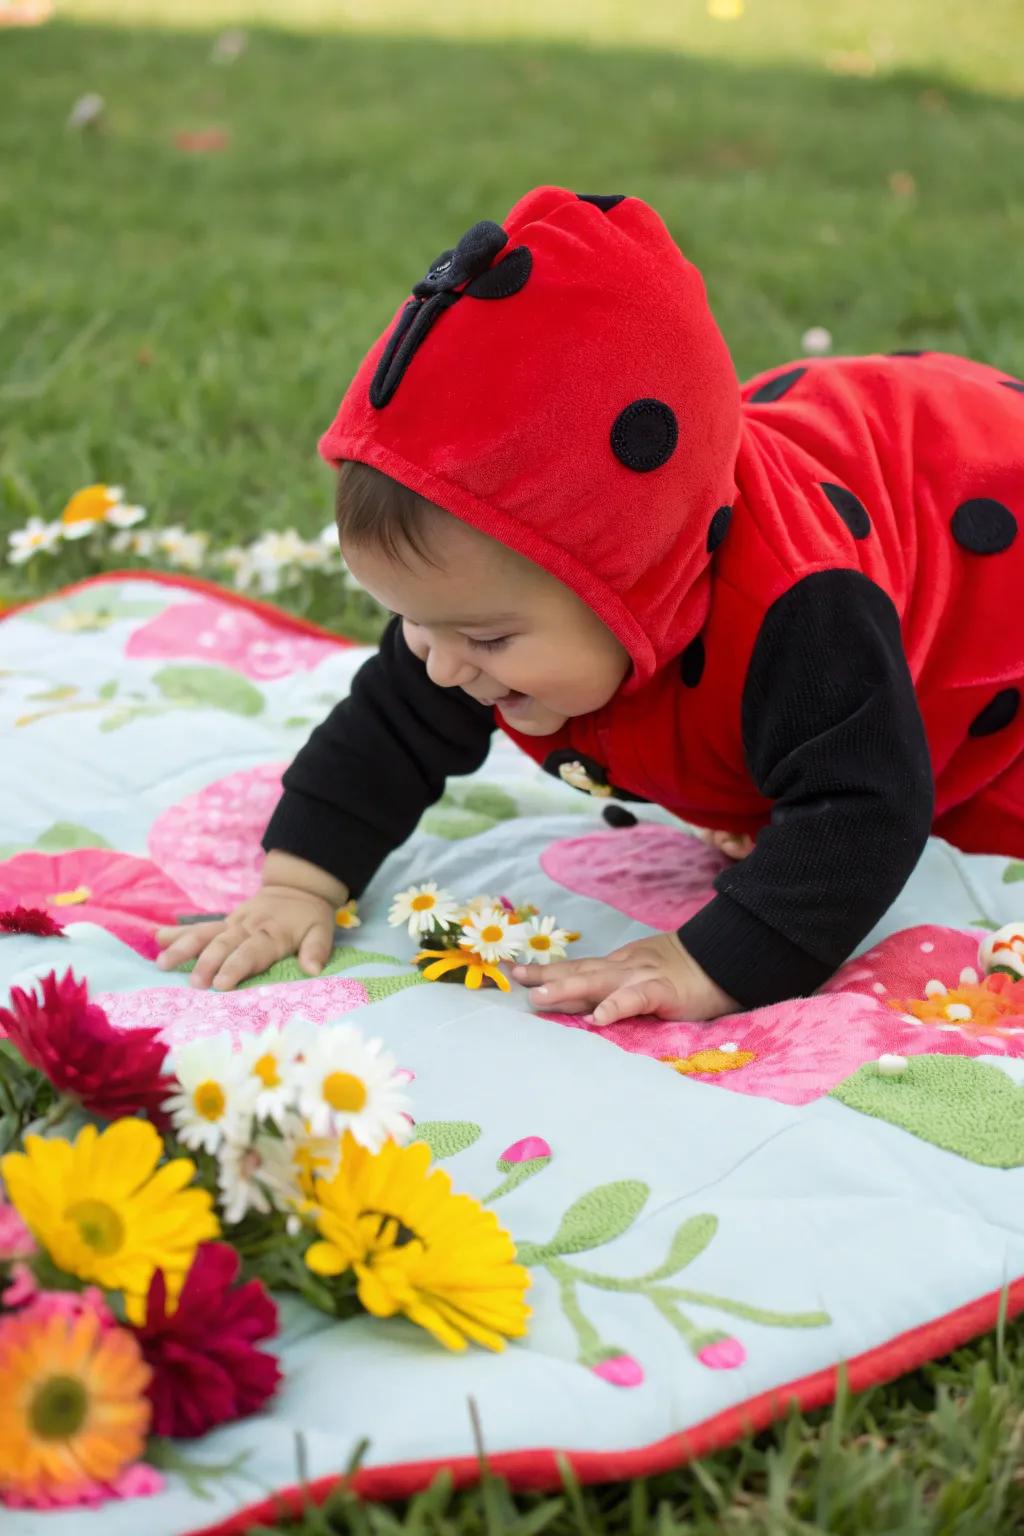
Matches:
[517,569,934,1021]
[157,617,495,989]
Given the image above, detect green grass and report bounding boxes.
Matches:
[3,4,1024,1528]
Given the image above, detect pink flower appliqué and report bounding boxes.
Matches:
[96,974,371,1048]
[0,849,191,959]
[148,763,286,909]
[591,1354,645,1387]
[540,824,722,929]
[126,599,340,680]
[698,1336,746,1370]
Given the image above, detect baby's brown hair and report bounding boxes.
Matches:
[335,459,440,565]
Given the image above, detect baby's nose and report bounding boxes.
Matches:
[426,646,477,689]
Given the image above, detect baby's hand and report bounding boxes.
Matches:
[512,933,738,1026]
[155,885,338,991]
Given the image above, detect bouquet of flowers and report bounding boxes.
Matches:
[388,884,578,990]
[0,956,531,1511]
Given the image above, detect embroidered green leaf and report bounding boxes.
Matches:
[971,918,1001,931]
[461,785,518,821]
[412,1121,483,1161]
[1004,861,1024,884]
[177,946,405,986]
[153,665,265,717]
[283,716,313,728]
[831,1054,1024,1168]
[535,1180,650,1259]
[419,809,496,841]
[35,821,111,853]
[97,680,119,700]
[363,973,426,1003]
[636,1215,718,1283]
[26,685,79,702]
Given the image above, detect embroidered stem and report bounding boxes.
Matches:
[483,1158,549,1205]
[660,1286,831,1329]
[548,1258,607,1364]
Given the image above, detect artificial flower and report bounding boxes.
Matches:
[0,904,65,937]
[414,946,511,991]
[293,1025,410,1144]
[135,1243,280,1438]
[890,972,1024,1037]
[460,907,524,964]
[1,1119,218,1320]
[306,1132,531,1352]
[335,899,362,930]
[0,969,173,1122]
[0,847,192,959]
[0,1306,151,1507]
[237,1017,316,1128]
[979,922,1024,979]
[59,484,145,539]
[389,881,459,937]
[164,1034,261,1152]
[7,517,62,564]
[519,915,570,964]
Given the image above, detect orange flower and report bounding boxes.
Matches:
[889,973,1024,1037]
[661,1047,756,1075]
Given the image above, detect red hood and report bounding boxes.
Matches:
[318,185,741,691]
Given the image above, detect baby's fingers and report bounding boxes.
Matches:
[155,920,228,971]
[523,965,618,1015]
[592,977,677,1028]
[205,928,291,992]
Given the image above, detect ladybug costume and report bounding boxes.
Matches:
[264,186,1024,1008]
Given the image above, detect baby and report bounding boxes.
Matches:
[156,185,1024,1024]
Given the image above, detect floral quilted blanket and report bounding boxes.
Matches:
[2,574,1024,1536]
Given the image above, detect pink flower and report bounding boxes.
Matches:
[126,598,341,681]
[0,970,173,1123]
[499,1136,552,1164]
[591,1354,645,1387]
[20,1288,115,1329]
[0,849,191,958]
[0,1200,35,1261]
[541,824,722,929]
[2,1462,164,1511]
[0,905,65,937]
[135,1243,280,1438]
[698,1335,746,1370]
[147,762,285,908]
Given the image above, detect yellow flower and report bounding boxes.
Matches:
[414,946,511,991]
[0,1308,151,1505]
[306,1132,531,1352]
[335,900,361,930]
[1,1120,219,1322]
[59,484,145,537]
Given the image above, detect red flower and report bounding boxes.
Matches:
[135,1244,280,1438]
[0,905,65,937]
[0,969,173,1123]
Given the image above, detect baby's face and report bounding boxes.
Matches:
[342,512,630,736]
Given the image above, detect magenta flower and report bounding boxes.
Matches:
[0,906,65,938]
[0,1200,35,1262]
[697,1335,746,1370]
[126,599,340,681]
[498,1136,552,1164]
[591,1354,645,1387]
[0,849,191,958]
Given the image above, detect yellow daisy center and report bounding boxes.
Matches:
[323,1071,367,1112]
[50,885,91,907]
[67,1198,125,1255]
[252,1052,280,1088]
[410,894,436,911]
[193,1080,226,1120]
[30,1374,89,1440]
[480,924,504,944]
[529,935,552,951]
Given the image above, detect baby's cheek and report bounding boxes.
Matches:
[402,620,429,661]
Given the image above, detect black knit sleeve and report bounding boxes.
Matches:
[677,570,934,1009]
[261,617,496,896]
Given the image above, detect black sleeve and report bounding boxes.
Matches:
[677,570,934,1009]
[261,617,496,896]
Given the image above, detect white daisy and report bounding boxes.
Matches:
[520,914,570,965]
[164,1034,260,1153]
[216,1132,297,1224]
[110,528,156,557]
[105,501,146,529]
[460,907,524,964]
[459,893,500,918]
[388,881,459,937]
[237,1016,317,1128]
[157,526,209,571]
[8,518,63,564]
[293,1025,411,1145]
[335,900,362,930]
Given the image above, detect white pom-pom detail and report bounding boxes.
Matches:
[877,1054,908,1076]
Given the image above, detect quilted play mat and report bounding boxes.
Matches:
[3,572,1024,1535]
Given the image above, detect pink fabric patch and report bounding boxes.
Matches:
[97,974,371,1047]
[539,922,1024,1103]
[126,599,337,680]
[0,849,191,958]
[148,762,286,909]
[540,824,722,929]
